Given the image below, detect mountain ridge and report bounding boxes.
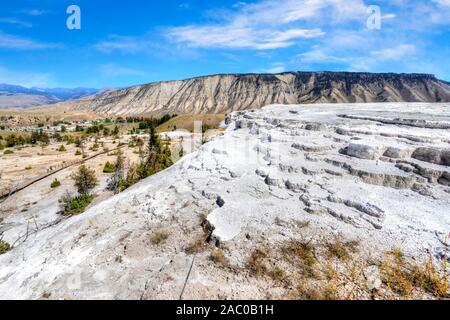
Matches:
[0,84,99,109]
[76,71,450,116]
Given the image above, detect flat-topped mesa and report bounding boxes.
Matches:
[73,71,450,116]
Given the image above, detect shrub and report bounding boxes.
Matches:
[103,161,115,173]
[60,194,94,216]
[0,143,4,150]
[150,230,170,245]
[25,166,32,170]
[70,165,98,196]
[57,145,67,152]
[75,149,82,156]
[3,149,13,155]
[90,143,99,151]
[50,178,61,188]
[0,240,11,255]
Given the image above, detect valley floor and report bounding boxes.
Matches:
[0,103,449,300]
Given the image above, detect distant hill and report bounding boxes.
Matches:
[61,72,450,116]
[0,84,99,109]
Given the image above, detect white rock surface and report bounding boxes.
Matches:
[0,102,449,299]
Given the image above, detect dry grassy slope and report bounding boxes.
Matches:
[52,72,450,117]
[156,114,225,133]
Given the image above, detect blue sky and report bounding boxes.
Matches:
[0,0,449,88]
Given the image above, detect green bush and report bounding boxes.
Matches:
[60,194,94,216]
[3,149,13,155]
[50,178,61,188]
[0,240,11,255]
[103,161,115,173]
[0,143,4,150]
[57,145,67,152]
[71,165,98,196]
[25,166,32,170]
[75,149,82,156]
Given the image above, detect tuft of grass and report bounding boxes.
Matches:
[75,149,82,156]
[103,161,115,173]
[280,240,317,278]
[287,283,339,300]
[0,240,11,255]
[185,236,206,255]
[210,248,226,265]
[50,178,61,189]
[247,247,270,276]
[25,165,32,170]
[151,230,170,245]
[57,145,66,152]
[269,266,286,284]
[326,238,359,261]
[3,149,13,155]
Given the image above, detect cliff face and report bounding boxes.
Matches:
[80,72,450,116]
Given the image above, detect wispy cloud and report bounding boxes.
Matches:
[0,17,32,28]
[100,64,147,77]
[0,31,59,50]
[22,9,48,16]
[167,0,368,51]
[370,44,416,61]
[94,35,153,53]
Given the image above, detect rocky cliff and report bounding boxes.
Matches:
[78,72,450,116]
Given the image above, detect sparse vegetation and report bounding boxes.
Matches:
[3,149,13,155]
[185,237,206,254]
[103,161,115,173]
[50,178,61,188]
[326,238,359,261]
[59,165,98,216]
[75,149,82,156]
[281,240,317,278]
[60,194,94,216]
[25,165,32,170]
[150,230,170,245]
[57,145,66,152]
[210,248,227,265]
[0,240,11,255]
[380,250,448,298]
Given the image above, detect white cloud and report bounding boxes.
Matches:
[0,31,58,50]
[433,0,450,6]
[0,17,32,28]
[167,0,367,50]
[95,35,152,53]
[370,44,416,61]
[168,25,324,50]
[100,64,147,77]
[232,2,247,8]
[24,9,48,16]
[298,47,348,64]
